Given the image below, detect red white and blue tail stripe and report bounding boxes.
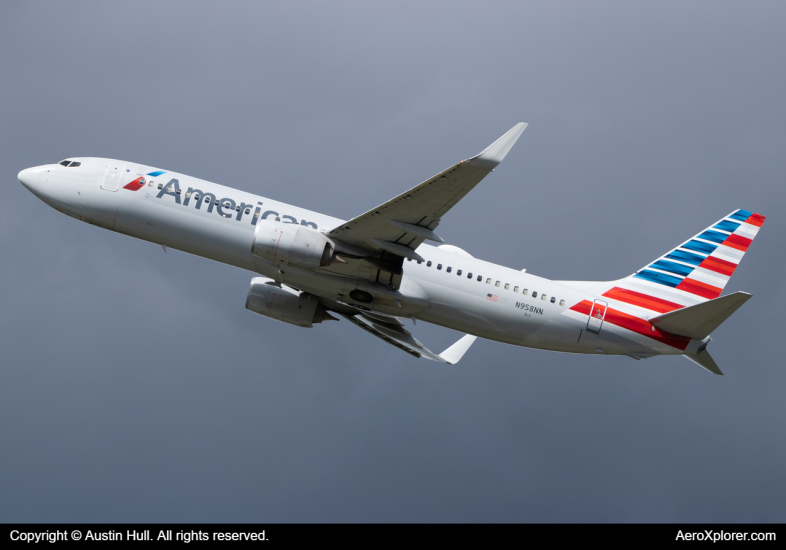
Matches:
[561,209,764,353]
[612,209,765,312]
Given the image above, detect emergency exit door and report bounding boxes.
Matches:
[586,300,608,333]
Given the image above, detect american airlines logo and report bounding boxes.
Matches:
[123,177,147,191]
[142,173,318,229]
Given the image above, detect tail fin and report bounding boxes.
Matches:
[604,209,765,313]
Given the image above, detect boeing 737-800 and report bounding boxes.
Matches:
[18,124,765,374]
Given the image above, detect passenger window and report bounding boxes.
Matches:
[407,258,412,261]
[235,206,241,212]
[495,281,500,287]
[447,267,452,273]
[559,299,565,306]
[550,297,556,303]
[513,286,519,292]
[457,269,462,276]
[467,272,472,279]
[542,294,547,301]
[531,291,536,297]
[158,183,163,189]
[417,260,422,264]
[149,181,154,187]
[176,189,181,194]
[427,261,432,267]
[486,278,491,284]
[504,283,510,290]
[245,209,251,214]
[205,197,211,202]
[185,191,191,198]
[477,275,482,282]
[437,264,442,270]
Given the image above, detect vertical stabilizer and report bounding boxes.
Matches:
[601,209,765,315]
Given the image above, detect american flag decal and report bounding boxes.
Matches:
[486,294,498,302]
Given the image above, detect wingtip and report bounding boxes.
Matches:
[469,123,527,168]
[439,334,478,364]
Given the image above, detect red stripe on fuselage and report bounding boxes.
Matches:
[675,278,722,299]
[699,256,737,277]
[570,300,691,351]
[602,287,684,313]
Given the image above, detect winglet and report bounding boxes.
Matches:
[439,334,478,364]
[469,123,527,168]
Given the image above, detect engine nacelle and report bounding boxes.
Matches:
[245,277,336,328]
[252,220,336,268]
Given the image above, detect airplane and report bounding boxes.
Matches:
[18,123,765,374]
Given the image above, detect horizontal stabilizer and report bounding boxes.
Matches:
[684,349,723,375]
[650,291,752,339]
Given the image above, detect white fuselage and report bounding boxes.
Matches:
[19,158,703,359]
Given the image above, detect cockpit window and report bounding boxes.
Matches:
[69,161,81,167]
[58,160,81,167]
[59,160,70,166]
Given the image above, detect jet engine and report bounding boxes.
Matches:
[252,220,338,268]
[245,277,336,328]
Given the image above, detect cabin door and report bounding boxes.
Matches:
[101,160,126,191]
[586,300,608,333]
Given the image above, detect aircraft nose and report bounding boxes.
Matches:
[18,167,39,193]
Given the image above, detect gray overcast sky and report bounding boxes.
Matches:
[1,1,784,522]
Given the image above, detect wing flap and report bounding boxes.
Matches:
[339,312,445,361]
[339,313,476,364]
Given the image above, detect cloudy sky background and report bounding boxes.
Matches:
[1,1,784,521]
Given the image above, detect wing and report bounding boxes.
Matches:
[339,312,477,364]
[328,123,527,261]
